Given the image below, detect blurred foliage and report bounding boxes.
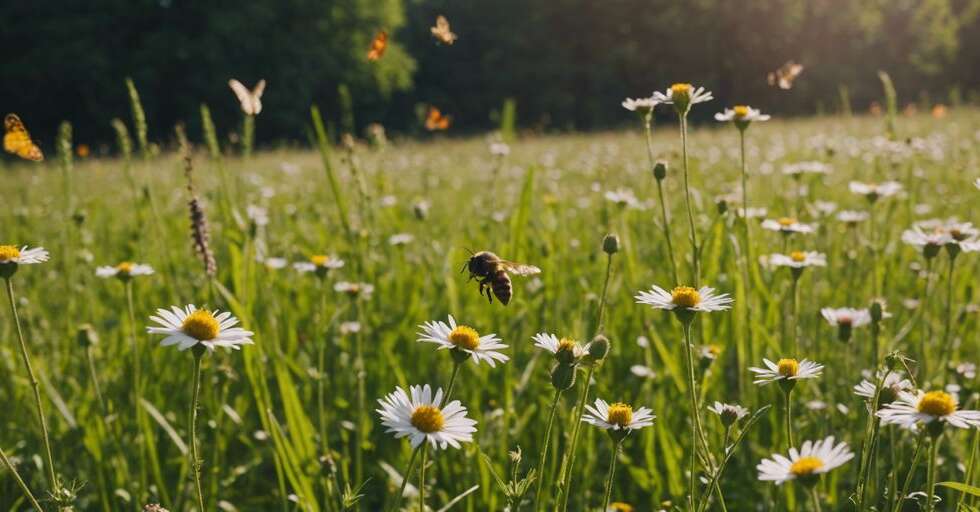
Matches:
[1,0,980,148]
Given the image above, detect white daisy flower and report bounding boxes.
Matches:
[877,389,980,431]
[768,251,827,269]
[941,220,980,252]
[489,141,511,157]
[750,358,823,385]
[376,384,477,450]
[707,402,750,426]
[849,181,903,201]
[738,207,768,219]
[975,178,980,190]
[335,281,373,298]
[147,305,254,352]
[757,437,854,485]
[621,96,660,113]
[532,332,585,360]
[604,188,640,208]
[294,255,344,274]
[653,83,713,114]
[714,105,770,127]
[821,307,871,327]
[782,161,831,176]
[246,205,269,227]
[811,201,838,217]
[388,233,414,246]
[417,315,509,367]
[340,321,361,335]
[902,225,949,258]
[853,372,914,404]
[630,365,656,379]
[582,399,655,432]
[263,257,288,270]
[761,217,815,235]
[96,262,155,279]
[837,210,869,225]
[635,285,734,315]
[0,245,49,266]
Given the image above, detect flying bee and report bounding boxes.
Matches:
[463,251,541,305]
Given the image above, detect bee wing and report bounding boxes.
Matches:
[501,261,541,276]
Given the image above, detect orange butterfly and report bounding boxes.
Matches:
[767,60,804,90]
[430,15,457,45]
[424,106,451,131]
[367,30,388,61]
[4,114,43,161]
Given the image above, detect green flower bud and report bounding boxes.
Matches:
[653,161,668,181]
[602,234,620,255]
[77,324,99,348]
[583,334,610,366]
[550,363,576,391]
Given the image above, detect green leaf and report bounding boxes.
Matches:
[936,481,980,497]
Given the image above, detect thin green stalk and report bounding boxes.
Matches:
[354,299,366,487]
[445,361,462,402]
[419,443,429,512]
[189,351,206,512]
[4,277,58,491]
[679,114,700,287]
[790,275,801,354]
[783,389,794,449]
[809,486,823,512]
[125,280,147,500]
[595,253,613,333]
[891,433,926,512]
[957,430,979,510]
[601,440,622,511]
[556,365,596,512]
[856,369,890,510]
[644,117,679,285]
[0,446,44,512]
[939,253,957,369]
[533,389,563,510]
[925,435,941,512]
[387,445,421,512]
[681,321,702,509]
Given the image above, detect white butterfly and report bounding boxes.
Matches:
[228,79,266,115]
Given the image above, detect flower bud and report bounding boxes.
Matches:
[870,300,884,323]
[550,363,576,391]
[583,334,610,366]
[77,324,99,348]
[602,234,620,255]
[653,161,668,181]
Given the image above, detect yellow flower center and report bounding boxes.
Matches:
[557,338,578,354]
[181,309,221,341]
[410,405,445,433]
[671,83,692,96]
[448,325,481,350]
[733,105,750,118]
[609,502,634,512]
[790,456,824,476]
[607,403,634,427]
[778,217,797,227]
[116,262,135,274]
[790,251,806,262]
[671,286,701,308]
[0,245,21,262]
[917,391,956,417]
[777,358,800,377]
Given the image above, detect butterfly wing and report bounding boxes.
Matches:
[251,79,266,115]
[229,79,257,115]
[425,107,441,130]
[367,31,388,61]
[4,114,43,161]
[431,15,456,44]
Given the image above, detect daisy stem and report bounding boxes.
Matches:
[809,485,823,512]
[925,434,942,512]
[418,443,429,512]
[891,432,926,512]
[601,440,622,511]
[681,321,703,509]
[533,389,563,511]
[790,275,800,354]
[595,252,613,333]
[125,280,147,499]
[445,361,462,401]
[4,277,59,492]
[388,445,421,512]
[189,351,207,512]
[957,430,979,510]
[939,252,957,372]
[556,365,595,512]
[0,446,43,512]
[783,389,794,450]
[354,299,366,486]
[856,369,890,511]
[645,116,679,286]
[679,113,700,287]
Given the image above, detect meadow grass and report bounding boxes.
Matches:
[1,108,979,511]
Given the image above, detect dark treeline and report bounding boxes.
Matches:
[3,0,980,149]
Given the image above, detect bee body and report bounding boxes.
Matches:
[464,251,540,306]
